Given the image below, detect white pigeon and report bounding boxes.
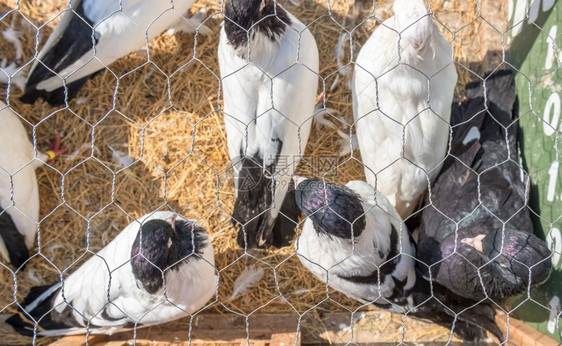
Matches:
[0,101,47,268]
[353,0,458,219]
[293,176,503,342]
[20,0,208,106]
[218,0,319,248]
[6,211,217,336]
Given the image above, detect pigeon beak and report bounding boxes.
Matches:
[292,175,307,189]
[461,234,486,252]
[166,214,177,231]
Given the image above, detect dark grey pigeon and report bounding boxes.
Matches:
[416,70,552,302]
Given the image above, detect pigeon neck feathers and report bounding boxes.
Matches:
[131,219,207,294]
[167,219,208,268]
[295,179,366,239]
[224,0,291,50]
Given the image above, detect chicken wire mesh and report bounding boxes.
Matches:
[0,0,558,345]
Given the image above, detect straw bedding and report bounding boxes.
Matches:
[0,0,506,344]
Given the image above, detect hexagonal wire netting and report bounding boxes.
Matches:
[0,0,560,344]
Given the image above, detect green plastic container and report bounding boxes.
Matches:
[507,0,562,341]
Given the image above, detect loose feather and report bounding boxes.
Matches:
[3,28,23,61]
[0,27,26,90]
[229,265,265,300]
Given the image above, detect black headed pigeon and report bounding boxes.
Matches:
[7,211,217,336]
[218,0,319,248]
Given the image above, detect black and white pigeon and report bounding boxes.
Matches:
[293,176,504,342]
[7,211,217,336]
[0,101,49,269]
[218,0,319,248]
[20,0,207,106]
[416,70,552,302]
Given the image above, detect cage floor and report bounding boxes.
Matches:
[0,0,508,344]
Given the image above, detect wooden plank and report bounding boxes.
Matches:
[71,327,298,345]
[269,332,300,346]
[47,334,105,346]
[94,339,266,346]
[47,311,561,345]
[496,313,560,346]
[192,313,299,330]
[99,339,263,346]
[45,311,451,345]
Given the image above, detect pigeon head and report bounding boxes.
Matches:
[473,228,552,294]
[294,176,366,239]
[431,227,552,300]
[131,217,176,294]
[130,215,207,294]
[224,0,291,49]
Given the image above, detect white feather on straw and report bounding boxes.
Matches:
[0,60,25,91]
[229,265,265,300]
[3,27,23,61]
[0,28,26,90]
